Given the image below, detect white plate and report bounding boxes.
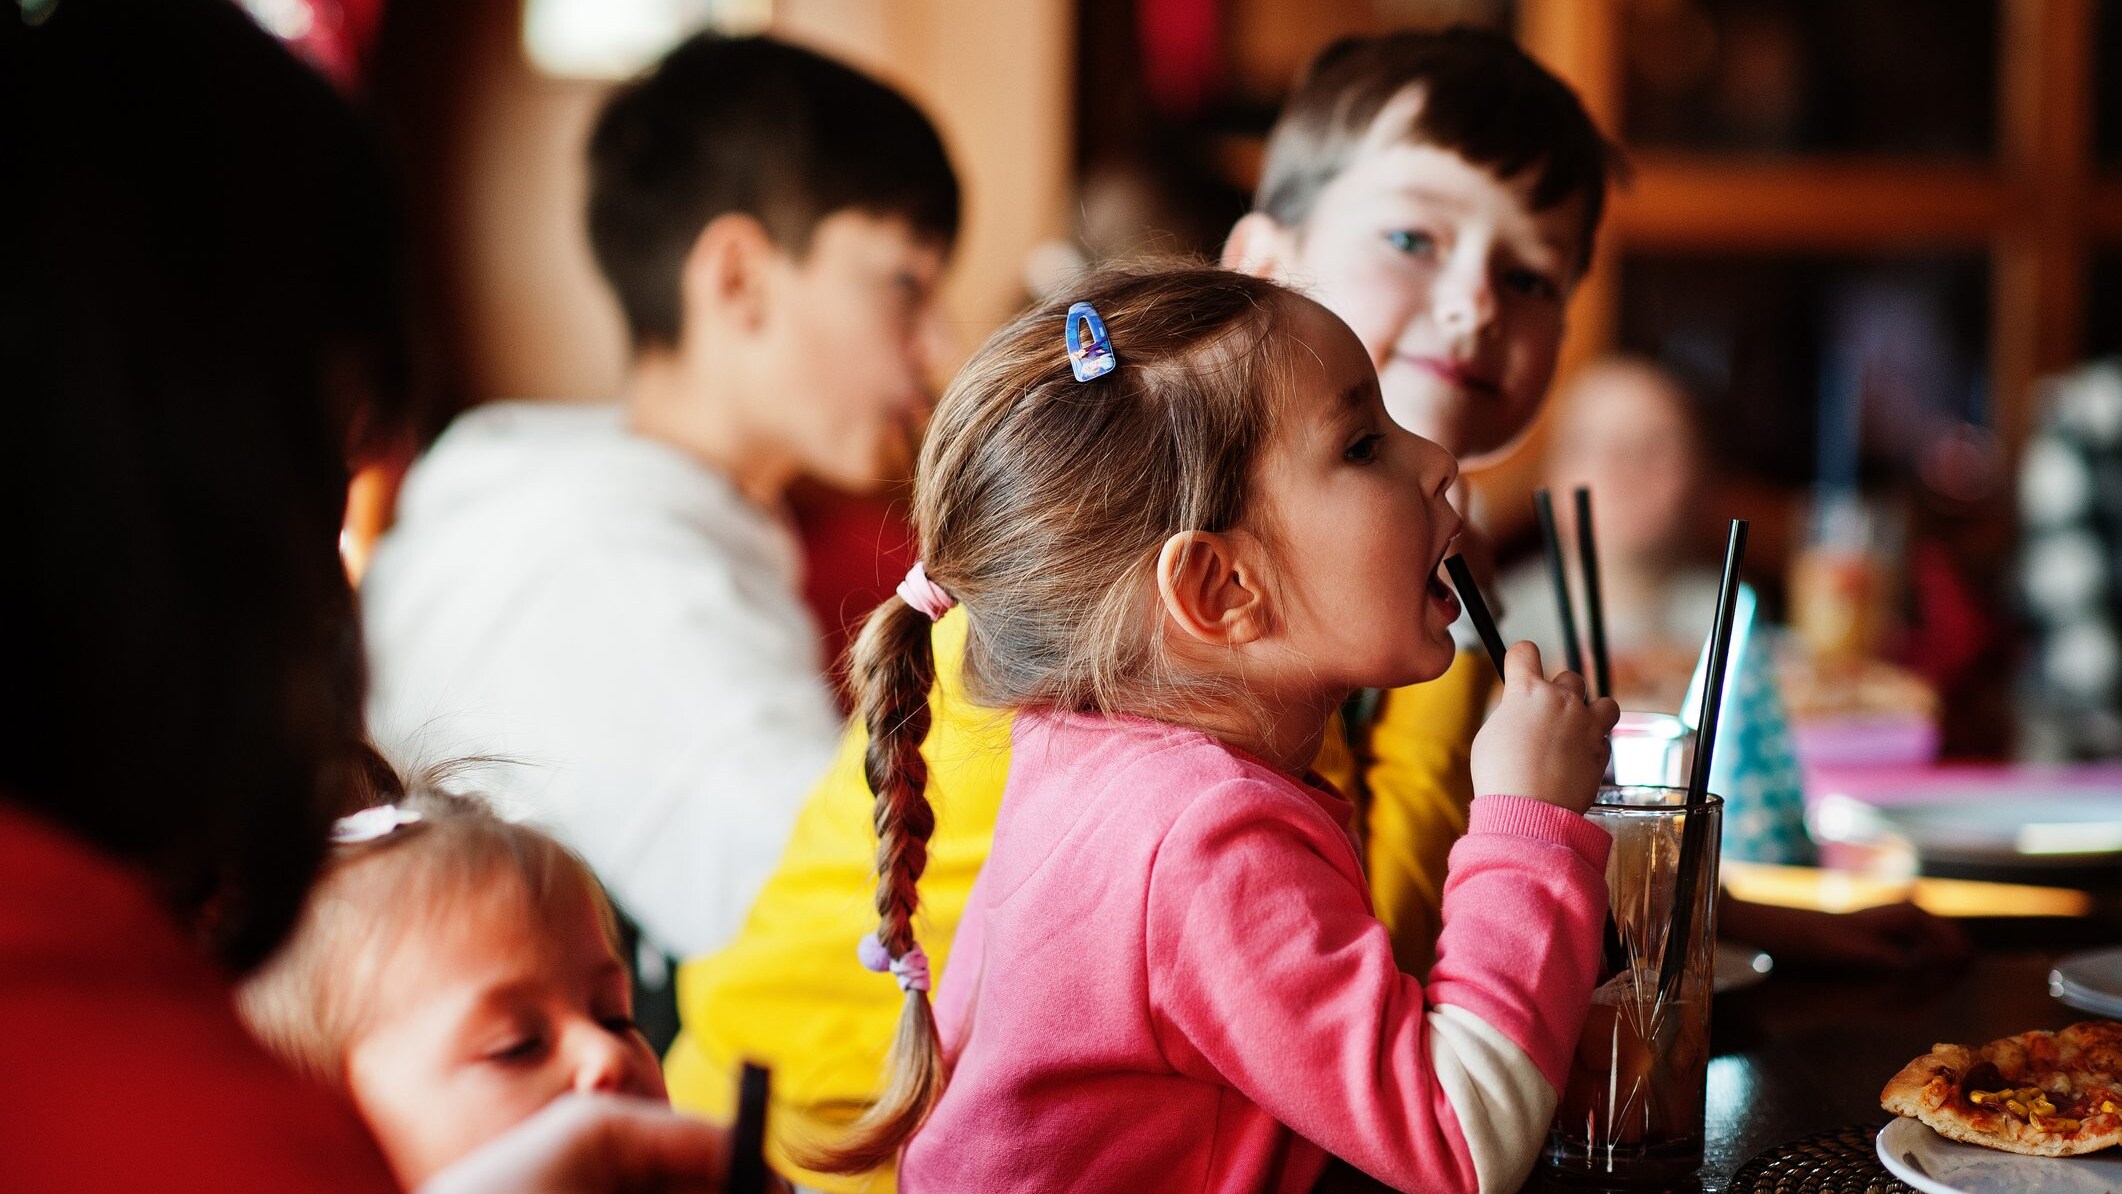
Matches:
[1714,941,1772,994]
[1877,1117,2122,1193]
[2052,947,2122,1019]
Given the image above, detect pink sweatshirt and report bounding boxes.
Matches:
[899,711,1612,1194]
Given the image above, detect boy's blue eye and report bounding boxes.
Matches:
[1344,432,1385,464]
[1384,230,1436,258]
[1502,267,1559,301]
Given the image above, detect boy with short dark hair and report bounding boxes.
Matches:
[361,35,959,968]
[665,28,1617,1190]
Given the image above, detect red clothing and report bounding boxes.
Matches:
[0,801,399,1194]
[789,485,916,708]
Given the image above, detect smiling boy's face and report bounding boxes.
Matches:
[1227,91,1588,462]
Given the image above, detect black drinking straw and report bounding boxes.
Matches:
[1443,554,1507,680]
[1574,487,1613,700]
[1657,519,1748,1002]
[1533,489,1585,678]
[1577,487,1623,975]
[728,1062,771,1194]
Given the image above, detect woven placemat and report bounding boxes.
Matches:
[1728,1123,1916,1194]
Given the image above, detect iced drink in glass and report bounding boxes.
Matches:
[1544,785,1721,1185]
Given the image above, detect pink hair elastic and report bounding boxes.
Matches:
[857,932,931,993]
[896,560,956,622]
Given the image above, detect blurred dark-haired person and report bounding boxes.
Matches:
[0,2,727,1191]
[1500,359,1721,713]
[360,36,960,976]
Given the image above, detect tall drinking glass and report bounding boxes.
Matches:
[1544,785,1722,1186]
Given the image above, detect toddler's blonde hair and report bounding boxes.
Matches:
[238,763,622,1086]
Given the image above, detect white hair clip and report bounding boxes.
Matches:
[330,804,424,845]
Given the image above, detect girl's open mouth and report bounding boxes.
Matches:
[1428,564,1460,618]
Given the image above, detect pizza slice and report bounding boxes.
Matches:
[1882,1021,2122,1157]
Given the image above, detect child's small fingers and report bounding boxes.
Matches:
[1503,640,1545,684]
[1590,696,1622,733]
[1552,670,1588,702]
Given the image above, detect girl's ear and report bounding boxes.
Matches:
[1221,212,1297,280]
[1156,530,1270,648]
[679,212,776,335]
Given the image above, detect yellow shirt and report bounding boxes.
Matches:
[664,610,1490,1191]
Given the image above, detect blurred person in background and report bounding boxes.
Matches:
[0,2,725,1189]
[1499,357,1718,713]
[360,36,960,996]
[1501,357,1811,864]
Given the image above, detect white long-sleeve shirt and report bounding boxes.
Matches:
[361,401,842,957]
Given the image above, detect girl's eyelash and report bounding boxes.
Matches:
[1344,433,1385,463]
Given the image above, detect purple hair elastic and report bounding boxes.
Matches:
[857,932,930,993]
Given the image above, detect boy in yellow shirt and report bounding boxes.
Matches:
[665,29,1618,1189]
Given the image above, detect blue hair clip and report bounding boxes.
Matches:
[1065,301,1117,382]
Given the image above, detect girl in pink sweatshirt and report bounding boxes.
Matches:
[808,265,1621,1193]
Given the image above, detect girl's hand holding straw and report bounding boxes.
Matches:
[1446,557,1619,815]
[1471,642,1620,815]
